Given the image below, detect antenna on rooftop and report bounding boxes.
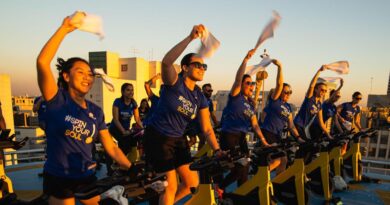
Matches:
[148,49,154,61]
[130,47,141,57]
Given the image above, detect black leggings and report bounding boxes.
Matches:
[217,131,249,189]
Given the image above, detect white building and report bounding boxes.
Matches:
[88,51,162,123]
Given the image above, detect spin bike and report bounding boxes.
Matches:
[74,161,167,205]
[342,129,377,183]
[185,149,247,205]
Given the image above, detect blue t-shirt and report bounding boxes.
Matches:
[44,89,107,178]
[143,95,160,127]
[294,96,322,128]
[109,98,138,131]
[33,96,46,123]
[221,93,255,133]
[185,96,214,135]
[312,101,337,127]
[261,98,292,136]
[149,77,208,138]
[340,102,361,123]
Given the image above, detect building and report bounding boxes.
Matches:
[367,72,390,108]
[12,96,35,114]
[0,74,15,134]
[88,51,163,123]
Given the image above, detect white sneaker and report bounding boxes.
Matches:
[333,175,348,191]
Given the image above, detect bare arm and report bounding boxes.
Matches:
[306,66,326,98]
[271,60,283,100]
[288,114,300,138]
[198,108,220,151]
[317,110,332,139]
[336,105,346,123]
[133,108,143,129]
[112,106,127,135]
[144,73,161,98]
[329,79,344,99]
[334,114,343,133]
[336,78,344,92]
[230,49,256,97]
[100,130,131,169]
[251,115,270,146]
[37,17,77,101]
[354,113,362,131]
[161,25,203,85]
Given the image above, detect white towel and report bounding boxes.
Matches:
[342,121,352,131]
[245,55,272,76]
[94,68,115,92]
[325,61,350,74]
[70,11,105,40]
[319,77,342,83]
[198,26,220,58]
[254,11,281,50]
[100,185,128,205]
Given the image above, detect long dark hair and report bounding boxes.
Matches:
[56,57,91,90]
[120,83,134,102]
[139,98,150,112]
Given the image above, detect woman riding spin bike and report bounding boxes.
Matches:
[36,14,132,205]
[218,49,271,193]
[260,59,304,175]
[143,25,222,205]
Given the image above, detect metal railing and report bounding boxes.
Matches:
[4,148,45,166]
[362,159,390,176]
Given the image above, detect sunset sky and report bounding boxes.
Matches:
[1,0,389,106]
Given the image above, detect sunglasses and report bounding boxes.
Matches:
[244,81,256,86]
[189,62,207,71]
[283,90,293,95]
[205,89,213,93]
[355,97,362,100]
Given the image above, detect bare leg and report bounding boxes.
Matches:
[160,169,178,205]
[174,164,199,203]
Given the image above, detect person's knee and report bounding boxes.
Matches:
[165,183,178,194]
[180,171,199,190]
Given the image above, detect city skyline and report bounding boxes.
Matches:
[1,0,390,106]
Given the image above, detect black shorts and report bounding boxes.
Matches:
[261,128,281,144]
[220,131,249,155]
[109,126,137,154]
[308,124,324,141]
[143,127,192,173]
[43,172,97,199]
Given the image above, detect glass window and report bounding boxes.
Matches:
[371,135,378,144]
[380,135,388,145]
[121,64,128,72]
[378,149,386,158]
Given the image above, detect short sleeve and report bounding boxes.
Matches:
[46,90,66,110]
[112,98,120,107]
[96,109,107,131]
